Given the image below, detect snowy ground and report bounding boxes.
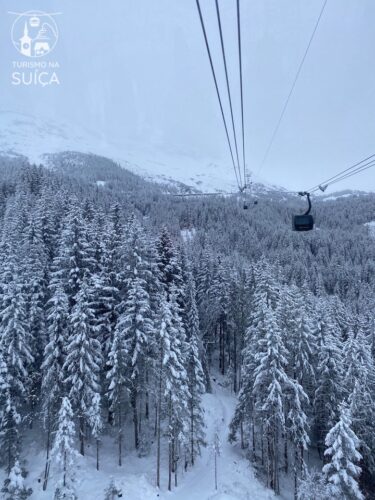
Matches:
[2,379,275,499]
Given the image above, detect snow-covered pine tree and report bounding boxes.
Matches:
[155,290,190,490]
[21,213,48,417]
[227,268,250,393]
[156,226,183,298]
[64,280,102,456]
[323,403,364,500]
[195,248,214,360]
[121,217,156,450]
[103,477,122,500]
[185,271,206,466]
[196,248,213,308]
[286,380,310,499]
[209,258,230,375]
[344,327,375,486]
[279,285,315,388]
[96,203,124,355]
[229,264,281,453]
[0,350,19,474]
[0,386,21,475]
[106,311,128,466]
[87,392,103,471]
[228,338,253,450]
[41,282,69,490]
[0,278,33,472]
[297,469,331,500]
[278,285,313,479]
[85,209,114,351]
[1,459,32,500]
[51,396,77,496]
[52,201,94,308]
[252,295,288,494]
[314,306,343,459]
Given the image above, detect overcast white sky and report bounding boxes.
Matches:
[1,0,375,191]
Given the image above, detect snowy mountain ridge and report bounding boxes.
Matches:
[0,111,280,194]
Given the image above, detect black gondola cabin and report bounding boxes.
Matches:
[293,191,314,231]
[293,214,314,231]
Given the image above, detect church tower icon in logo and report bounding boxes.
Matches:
[10,11,59,58]
[20,22,32,57]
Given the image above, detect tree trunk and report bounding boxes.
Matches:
[201,347,212,393]
[63,450,67,487]
[233,330,238,393]
[252,416,256,459]
[156,351,163,488]
[7,413,12,474]
[154,402,158,438]
[79,414,85,456]
[145,367,150,420]
[96,438,100,471]
[43,416,51,491]
[168,393,173,491]
[240,421,244,450]
[267,436,272,490]
[171,435,175,473]
[294,449,299,500]
[190,399,195,466]
[174,440,178,488]
[108,409,114,426]
[131,387,139,449]
[118,404,122,467]
[218,323,222,372]
[274,427,280,495]
[214,449,218,490]
[284,435,288,474]
[168,441,172,491]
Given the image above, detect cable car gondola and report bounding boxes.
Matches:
[293,192,314,231]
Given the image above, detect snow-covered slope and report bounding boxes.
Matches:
[4,378,274,500]
[0,111,280,194]
[320,189,371,201]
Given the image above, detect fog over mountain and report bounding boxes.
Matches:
[1,0,375,192]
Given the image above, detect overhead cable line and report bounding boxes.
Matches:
[237,0,246,187]
[307,152,375,193]
[327,162,375,187]
[195,0,241,190]
[257,0,328,176]
[310,161,375,193]
[215,0,243,188]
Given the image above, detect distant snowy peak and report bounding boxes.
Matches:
[319,189,371,201]
[0,111,106,164]
[0,111,284,194]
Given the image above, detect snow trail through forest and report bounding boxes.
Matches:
[166,377,274,500]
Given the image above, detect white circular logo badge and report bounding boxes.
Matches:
[11,11,58,58]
